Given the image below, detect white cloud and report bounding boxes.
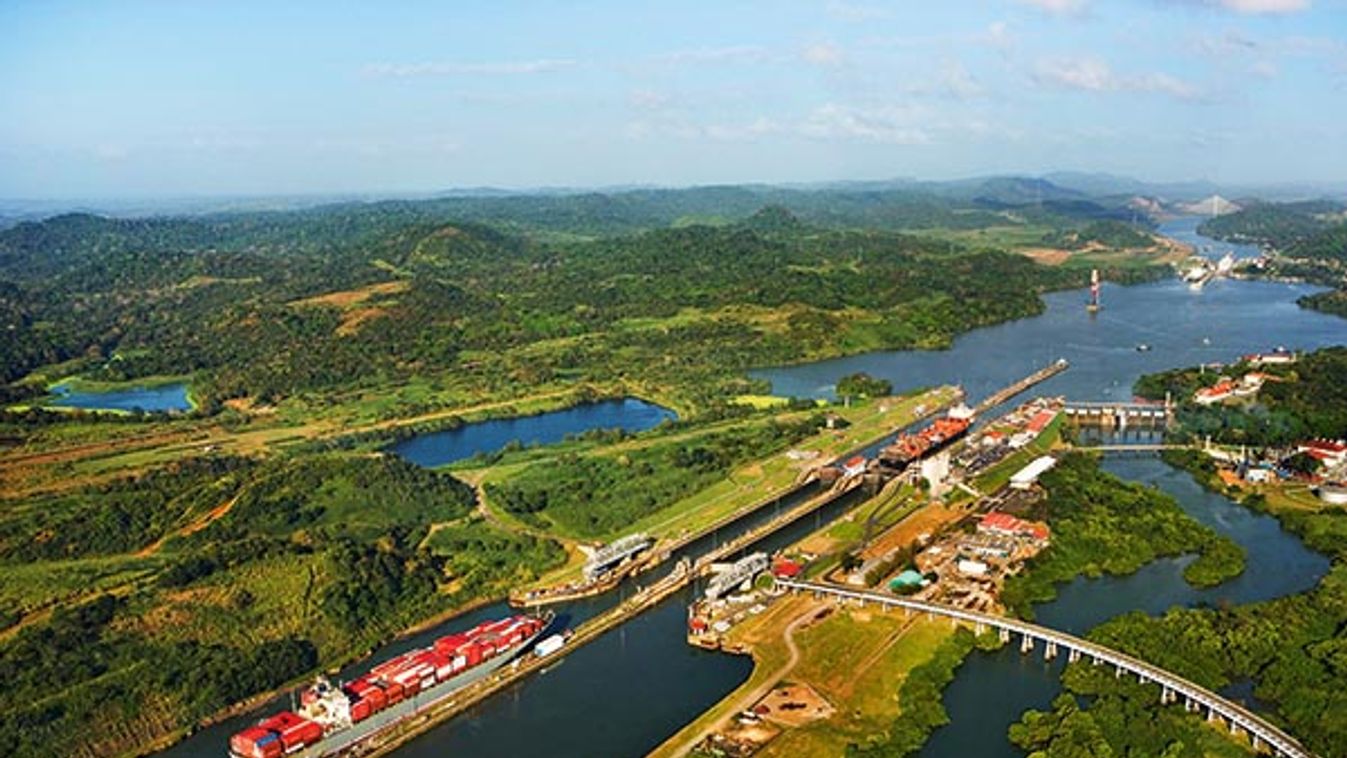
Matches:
[1034,57,1200,99]
[1216,0,1309,15]
[1196,29,1259,56]
[799,104,931,144]
[649,46,771,65]
[802,42,845,67]
[1018,0,1088,16]
[624,116,782,142]
[940,61,985,99]
[628,89,672,111]
[362,59,575,77]
[824,1,891,21]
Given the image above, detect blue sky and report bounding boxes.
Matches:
[2,0,1345,198]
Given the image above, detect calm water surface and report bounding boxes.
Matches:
[48,382,192,412]
[390,398,676,467]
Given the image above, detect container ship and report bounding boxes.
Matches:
[876,406,973,473]
[229,612,551,758]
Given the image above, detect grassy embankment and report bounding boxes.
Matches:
[463,387,958,588]
[650,593,957,758]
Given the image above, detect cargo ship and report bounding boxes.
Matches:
[876,406,973,472]
[229,612,551,758]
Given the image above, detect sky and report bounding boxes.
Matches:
[2,0,1346,199]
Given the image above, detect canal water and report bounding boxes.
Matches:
[165,218,1345,757]
[46,381,192,412]
[389,398,675,468]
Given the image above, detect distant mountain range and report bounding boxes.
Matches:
[3,172,1344,226]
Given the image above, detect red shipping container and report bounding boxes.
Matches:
[280,720,322,752]
[351,699,372,723]
[230,727,282,758]
[464,645,483,666]
[352,682,387,713]
[384,681,405,705]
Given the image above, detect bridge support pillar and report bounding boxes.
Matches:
[1091,655,1102,666]
[1115,664,1123,679]
[975,622,985,636]
[1020,634,1034,655]
[1251,736,1262,752]
[1067,648,1080,664]
[1044,641,1057,661]
[1160,687,1173,704]
[999,628,1010,644]
[1230,720,1240,736]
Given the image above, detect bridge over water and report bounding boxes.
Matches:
[777,580,1316,758]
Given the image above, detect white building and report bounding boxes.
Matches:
[1010,456,1057,490]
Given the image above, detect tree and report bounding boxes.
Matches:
[837,372,893,402]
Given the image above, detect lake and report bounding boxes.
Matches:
[389,398,676,468]
[47,382,193,412]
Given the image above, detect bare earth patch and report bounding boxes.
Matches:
[1021,248,1072,265]
[292,280,409,309]
[336,306,391,336]
[757,682,835,727]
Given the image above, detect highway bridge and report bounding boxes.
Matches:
[777,580,1316,758]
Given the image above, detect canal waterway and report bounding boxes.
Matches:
[389,398,676,468]
[46,381,192,412]
[166,218,1345,757]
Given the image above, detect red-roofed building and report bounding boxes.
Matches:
[1300,440,1347,466]
[772,558,803,579]
[977,512,1051,543]
[1195,380,1237,406]
[1026,409,1058,434]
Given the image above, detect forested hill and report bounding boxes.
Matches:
[1,211,1107,407]
[1197,200,1345,249]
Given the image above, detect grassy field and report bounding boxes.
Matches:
[762,611,952,756]
[651,594,954,758]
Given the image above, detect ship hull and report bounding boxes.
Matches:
[231,615,552,758]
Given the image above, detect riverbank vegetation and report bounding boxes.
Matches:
[1001,454,1246,618]
[846,627,986,757]
[1015,516,1347,758]
[1197,202,1347,316]
[1136,346,1347,446]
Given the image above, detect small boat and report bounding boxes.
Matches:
[1136,344,1151,352]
